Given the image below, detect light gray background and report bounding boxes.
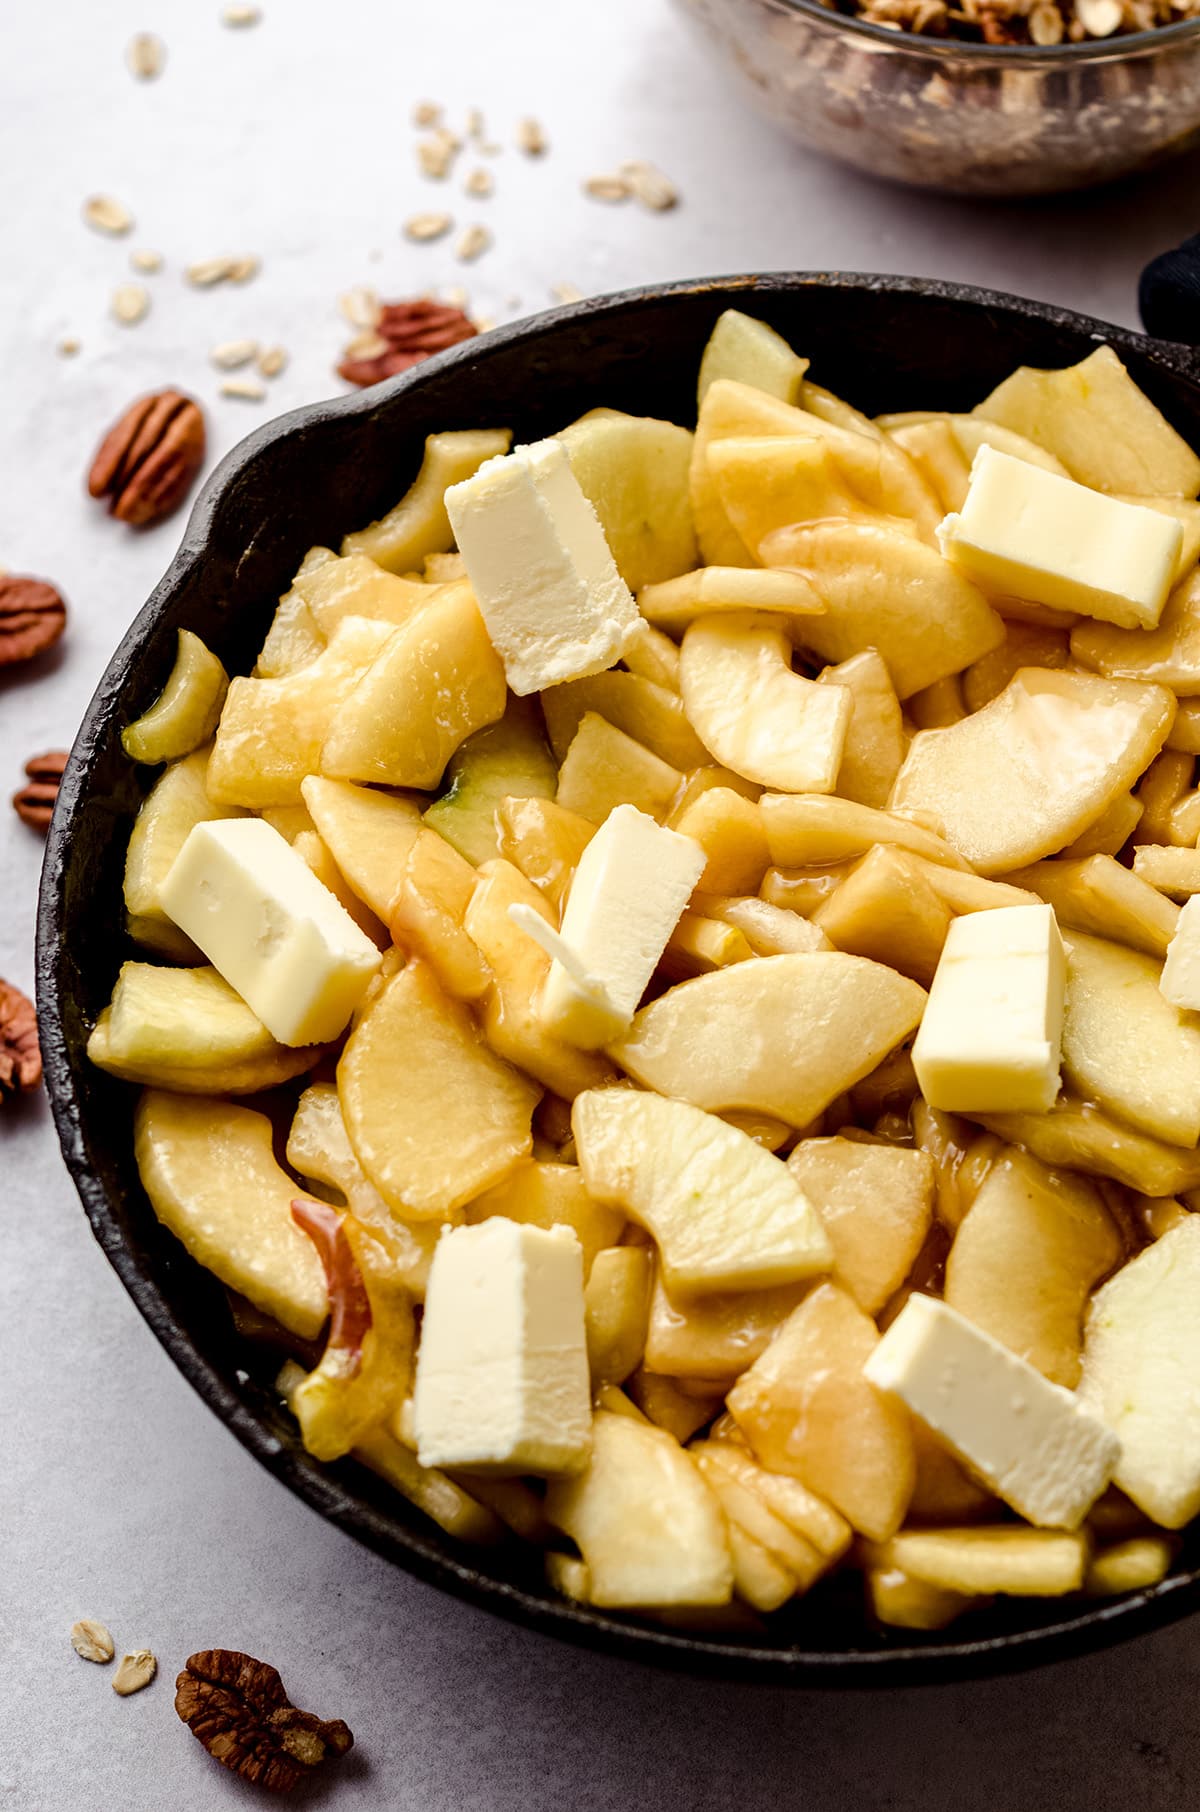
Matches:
[3,1,1200,1805]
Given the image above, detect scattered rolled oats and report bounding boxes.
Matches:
[56,336,82,358]
[111,283,150,326]
[455,224,492,263]
[466,107,486,141]
[464,166,493,198]
[413,100,442,127]
[418,134,456,180]
[126,32,166,79]
[220,375,267,401]
[113,1649,157,1696]
[516,116,548,156]
[227,255,260,283]
[339,285,381,328]
[83,195,134,237]
[551,281,584,304]
[622,160,680,211]
[129,248,163,273]
[210,338,259,369]
[583,174,631,203]
[186,255,259,286]
[404,212,453,243]
[835,0,1191,39]
[221,4,262,25]
[258,345,288,378]
[1029,3,1065,40]
[70,1619,115,1663]
[342,330,390,360]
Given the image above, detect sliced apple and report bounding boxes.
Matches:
[540,670,709,771]
[134,1090,327,1337]
[1008,854,1179,959]
[627,1370,724,1445]
[544,1409,732,1607]
[973,1096,1200,1196]
[291,551,430,635]
[696,308,809,408]
[293,830,389,948]
[555,712,683,824]
[815,650,905,809]
[708,436,896,553]
[726,1282,915,1541]
[961,623,1073,714]
[123,745,243,962]
[972,345,1200,499]
[680,612,850,792]
[1060,931,1200,1146]
[787,1136,934,1316]
[890,668,1175,874]
[760,520,1004,699]
[1079,1219,1200,1527]
[300,775,422,921]
[339,958,539,1218]
[697,893,829,956]
[813,845,951,986]
[1062,790,1144,859]
[207,615,394,807]
[464,1159,624,1271]
[638,565,825,634]
[584,1247,654,1386]
[876,1527,1087,1596]
[1072,569,1200,691]
[1085,1537,1176,1595]
[572,1088,832,1294]
[558,409,696,590]
[1132,845,1200,900]
[669,789,769,895]
[121,629,229,766]
[612,953,926,1128]
[866,1566,980,1631]
[494,795,595,908]
[644,1274,806,1378]
[423,696,558,866]
[945,1148,1121,1388]
[621,618,682,692]
[342,427,512,572]
[254,586,326,679]
[391,828,491,1001]
[760,793,970,872]
[321,582,506,789]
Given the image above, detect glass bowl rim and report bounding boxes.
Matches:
[767,0,1200,60]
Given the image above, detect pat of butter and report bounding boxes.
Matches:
[912,902,1065,1114]
[511,803,706,1048]
[444,438,638,696]
[939,444,1182,630]
[1160,894,1200,1011]
[159,818,381,1046]
[413,1218,591,1474]
[865,1294,1119,1529]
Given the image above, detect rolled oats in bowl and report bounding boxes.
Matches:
[674,0,1200,193]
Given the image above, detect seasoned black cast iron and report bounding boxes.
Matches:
[36,269,1200,1685]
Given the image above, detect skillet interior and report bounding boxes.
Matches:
[36,273,1200,1684]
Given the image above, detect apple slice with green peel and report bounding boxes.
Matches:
[121,629,229,766]
[339,958,539,1219]
[1079,1218,1200,1528]
[890,668,1175,874]
[341,427,512,573]
[787,1136,934,1317]
[423,696,558,867]
[696,309,809,408]
[572,1089,832,1294]
[638,565,826,635]
[680,613,851,793]
[759,520,1004,699]
[611,952,926,1129]
[558,409,697,591]
[945,1149,1121,1388]
[1058,931,1200,1147]
[134,1091,328,1338]
[123,745,244,962]
[972,345,1200,499]
[973,1095,1200,1196]
[727,1282,916,1541]
[545,1409,733,1608]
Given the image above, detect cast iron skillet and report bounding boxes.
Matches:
[37,267,1200,1687]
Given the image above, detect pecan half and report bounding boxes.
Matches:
[338,297,477,387]
[12,749,67,832]
[0,574,67,668]
[0,979,41,1099]
[87,390,207,527]
[175,1650,353,1795]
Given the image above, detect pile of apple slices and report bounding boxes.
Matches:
[90,305,1200,1631]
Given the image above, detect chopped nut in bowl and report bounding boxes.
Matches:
[673,0,1200,193]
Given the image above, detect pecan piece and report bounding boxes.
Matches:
[0,574,67,668]
[338,297,477,387]
[12,749,68,832]
[87,390,207,527]
[0,978,41,1099]
[175,1650,353,1795]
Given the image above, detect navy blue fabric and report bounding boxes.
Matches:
[1140,233,1200,346]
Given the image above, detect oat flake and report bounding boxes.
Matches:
[210,338,259,369]
[464,166,493,198]
[112,1650,157,1696]
[413,100,442,127]
[455,224,491,262]
[516,116,548,156]
[111,283,150,325]
[621,160,679,211]
[339,285,381,328]
[70,1619,114,1663]
[83,195,133,236]
[583,174,630,203]
[130,247,163,273]
[126,32,165,79]
[221,375,267,400]
[258,345,288,378]
[404,212,453,242]
[56,335,82,358]
[221,4,262,24]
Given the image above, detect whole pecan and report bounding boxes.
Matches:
[87,389,207,527]
[0,574,67,668]
[12,750,68,832]
[339,297,477,387]
[0,979,41,1099]
[175,1649,353,1795]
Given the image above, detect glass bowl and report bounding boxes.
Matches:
[674,0,1200,194]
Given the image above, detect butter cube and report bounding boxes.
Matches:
[413,1218,591,1474]
[445,439,638,695]
[159,818,381,1045]
[865,1294,1119,1529]
[912,902,1065,1114]
[510,804,706,1048]
[1160,895,1200,1010]
[939,445,1182,630]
